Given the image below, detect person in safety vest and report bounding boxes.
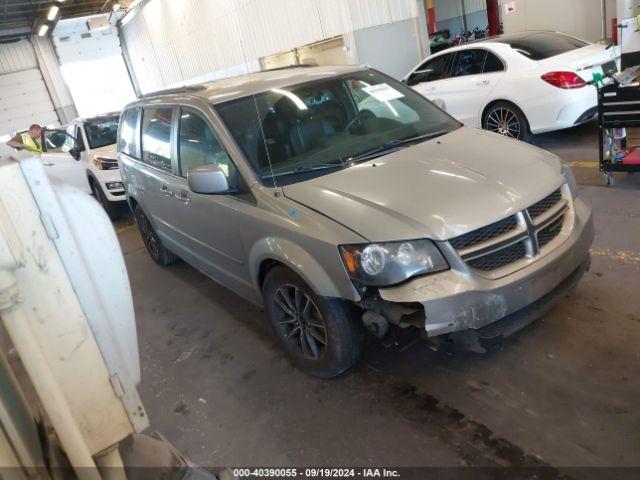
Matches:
[6,124,43,153]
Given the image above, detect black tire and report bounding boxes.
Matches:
[134,205,178,266]
[90,180,121,221]
[483,101,531,142]
[262,266,363,378]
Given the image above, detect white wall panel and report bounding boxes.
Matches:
[0,40,38,75]
[122,0,420,93]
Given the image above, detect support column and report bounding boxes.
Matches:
[30,35,77,125]
[486,0,501,36]
[426,0,437,34]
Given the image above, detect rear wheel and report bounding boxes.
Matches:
[90,180,121,220]
[262,266,363,378]
[483,102,530,142]
[134,205,178,266]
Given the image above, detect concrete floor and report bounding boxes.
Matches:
[115,121,640,470]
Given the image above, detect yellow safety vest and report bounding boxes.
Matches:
[20,132,42,154]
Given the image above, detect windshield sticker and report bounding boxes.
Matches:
[362,83,404,102]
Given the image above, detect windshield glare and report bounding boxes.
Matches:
[215,70,460,184]
[85,115,119,149]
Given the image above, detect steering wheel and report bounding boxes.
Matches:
[344,110,376,133]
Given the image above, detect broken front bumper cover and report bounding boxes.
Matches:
[378,198,594,337]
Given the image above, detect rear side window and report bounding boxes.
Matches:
[451,49,486,77]
[178,109,236,181]
[489,32,588,61]
[409,53,452,85]
[141,107,173,172]
[483,52,505,73]
[118,108,139,157]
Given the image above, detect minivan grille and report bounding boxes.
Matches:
[467,242,527,271]
[537,214,565,249]
[449,187,568,276]
[449,215,519,250]
[528,189,562,220]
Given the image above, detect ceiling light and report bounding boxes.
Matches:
[38,24,49,36]
[112,3,121,11]
[47,5,59,21]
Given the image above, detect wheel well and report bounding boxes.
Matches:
[258,259,286,290]
[128,196,138,214]
[481,100,530,132]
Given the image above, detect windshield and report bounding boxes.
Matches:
[215,69,461,185]
[84,115,119,149]
[486,32,589,60]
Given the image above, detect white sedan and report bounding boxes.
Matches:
[404,31,620,141]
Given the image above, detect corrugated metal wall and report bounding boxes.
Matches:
[434,0,500,21]
[0,39,38,75]
[121,0,419,93]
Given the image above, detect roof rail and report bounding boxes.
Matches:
[139,85,207,99]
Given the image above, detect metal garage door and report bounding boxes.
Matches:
[53,21,135,118]
[0,40,58,138]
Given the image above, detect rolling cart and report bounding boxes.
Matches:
[598,80,640,187]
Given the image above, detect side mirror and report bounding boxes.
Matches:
[187,164,229,195]
[69,147,81,160]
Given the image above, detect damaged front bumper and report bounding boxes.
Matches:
[378,198,594,337]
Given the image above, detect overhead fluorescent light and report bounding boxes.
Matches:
[47,5,59,20]
[38,24,49,36]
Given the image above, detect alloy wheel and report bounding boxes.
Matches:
[486,107,522,139]
[273,285,328,360]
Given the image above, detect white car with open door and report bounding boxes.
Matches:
[65,113,125,219]
[404,31,620,141]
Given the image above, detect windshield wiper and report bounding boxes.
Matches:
[261,161,347,179]
[346,130,453,164]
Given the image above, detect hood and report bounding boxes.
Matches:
[90,144,117,159]
[283,127,564,242]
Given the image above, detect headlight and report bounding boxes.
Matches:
[106,181,123,190]
[94,157,119,170]
[562,162,577,198]
[339,239,448,287]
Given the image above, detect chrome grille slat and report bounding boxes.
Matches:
[449,215,519,250]
[449,187,568,275]
[467,242,527,271]
[460,233,529,261]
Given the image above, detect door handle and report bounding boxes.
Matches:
[160,185,173,197]
[175,191,191,205]
[42,162,54,166]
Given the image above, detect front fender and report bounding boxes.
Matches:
[249,237,360,302]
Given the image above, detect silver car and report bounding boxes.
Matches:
[117,65,593,378]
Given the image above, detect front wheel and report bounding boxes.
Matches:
[91,181,121,220]
[134,205,178,266]
[262,266,363,378]
[483,102,530,142]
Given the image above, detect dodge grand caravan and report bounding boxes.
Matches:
[117,65,593,378]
